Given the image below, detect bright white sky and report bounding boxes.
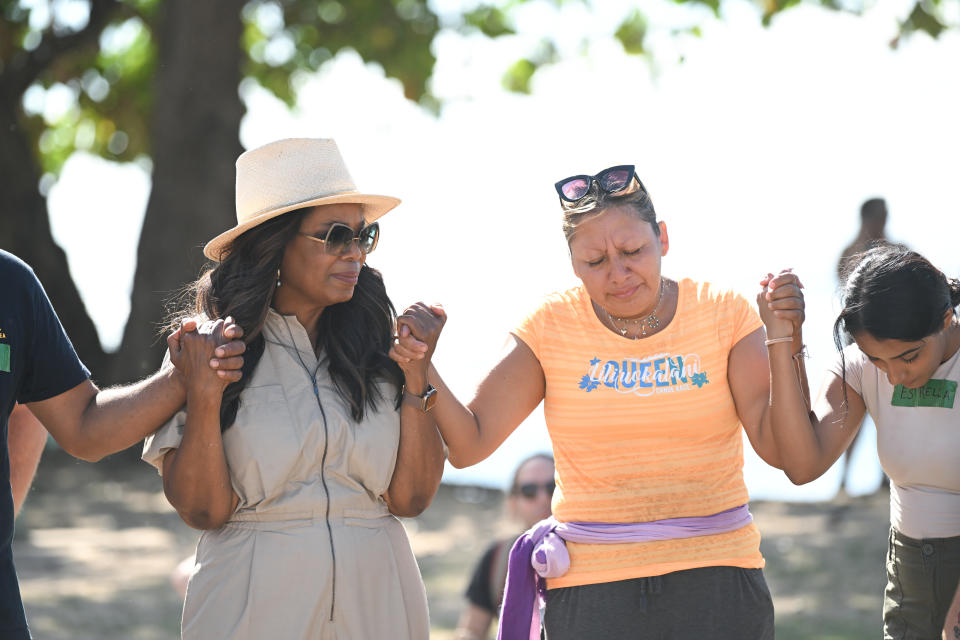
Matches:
[43,0,960,499]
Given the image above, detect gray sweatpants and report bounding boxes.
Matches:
[543,566,775,639]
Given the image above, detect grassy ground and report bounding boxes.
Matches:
[14,447,887,639]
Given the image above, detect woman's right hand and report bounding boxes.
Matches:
[390,302,446,380]
[169,318,235,397]
[757,270,806,343]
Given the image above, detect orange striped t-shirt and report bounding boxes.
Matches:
[511,278,765,589]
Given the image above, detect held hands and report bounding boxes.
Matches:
[757,270,805,346]
[390,303,446,381]
[167,316,246,394]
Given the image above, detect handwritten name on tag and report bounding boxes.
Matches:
[891,379,957,409]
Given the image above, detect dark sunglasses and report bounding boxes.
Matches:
[554,164,646,205]
[299,221,379,256]
[515,481,556,499]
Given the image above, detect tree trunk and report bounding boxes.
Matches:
[0,92,109,378]
[112,0,245,383]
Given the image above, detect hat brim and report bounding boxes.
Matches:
[203,192,400,261]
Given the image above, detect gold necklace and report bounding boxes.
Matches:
[604,279,665,339]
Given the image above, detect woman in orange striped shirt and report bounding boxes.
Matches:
[392,165,803,639]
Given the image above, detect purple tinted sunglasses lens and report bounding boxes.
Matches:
[598,168,632,192]
[561,178,590,201]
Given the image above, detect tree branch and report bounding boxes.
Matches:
[1,0,120,98]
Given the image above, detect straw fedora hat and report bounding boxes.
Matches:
[203,138,401,261]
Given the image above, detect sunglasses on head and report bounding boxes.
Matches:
[515,481,556,499]
[554,164,646,206]
[299,221,379,256]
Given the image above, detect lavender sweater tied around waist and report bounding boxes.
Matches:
[495,505,755,640]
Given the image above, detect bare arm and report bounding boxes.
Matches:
[27,369,184,463]
[24,319,245,463]
[160,321,239,530]
[455,603,494,640]
[392,316,545,469]
[382,303,447,518]
[8,404,47,517]
[727,328,783,469]
[758,271,867,484]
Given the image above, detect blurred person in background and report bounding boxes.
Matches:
[837,198,890,282]
[393,165,789,640]
[761,245,960,639]
[835,197,893,497]
[456,453,555,640]
[143,138,445,640]
[0,249,244,640]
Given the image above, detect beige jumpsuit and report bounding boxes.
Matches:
[143,309,430,640]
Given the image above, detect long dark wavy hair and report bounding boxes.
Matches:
[834,244,960,404]
[168,210,404,430]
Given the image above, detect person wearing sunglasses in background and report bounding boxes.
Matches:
[456,453,556,640]
[759,245,960,639]
[141,138,446,640]
[392,165,787,639]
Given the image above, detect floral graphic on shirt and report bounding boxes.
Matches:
[579,374,601,392]
[577,352,707,397]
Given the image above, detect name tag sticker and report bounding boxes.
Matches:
[891,379,957,409]
[0,344,9,372]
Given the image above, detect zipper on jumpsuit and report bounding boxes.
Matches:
[280,318,338,624]
[310,376,337,623]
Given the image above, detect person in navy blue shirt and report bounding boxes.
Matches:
[0,249,245,639]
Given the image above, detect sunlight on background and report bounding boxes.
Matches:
[44,0,960,499]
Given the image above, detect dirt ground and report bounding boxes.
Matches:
[14,447,889,639]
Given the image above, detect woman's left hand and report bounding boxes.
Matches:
[757,269,805,343]
[390,302,446,380]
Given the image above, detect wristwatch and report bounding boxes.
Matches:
[403,383,438,412]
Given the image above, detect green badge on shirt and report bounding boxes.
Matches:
[0,343,9,373]
[891,379,957,408]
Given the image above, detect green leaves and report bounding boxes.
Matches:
[899,1,948,42]
[500,39,556,94]
[462,5,515,37]
[672,0,721,18]
[759,0,803,27]
[502,58,536,93]
[242,0,440,104]
[615,9,648,55]
[13,5,154,176]
[3,0,959,178]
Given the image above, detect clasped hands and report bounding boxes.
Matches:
[162,300,448,394]
[389,303,446,382]
[758,269,805,349]
[167,316,247,394]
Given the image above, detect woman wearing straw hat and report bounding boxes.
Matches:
[142,138,445,640]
